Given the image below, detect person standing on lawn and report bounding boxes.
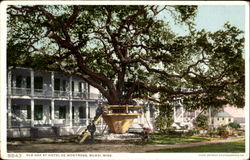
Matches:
[87,120,96,141]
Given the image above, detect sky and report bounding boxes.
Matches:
[195,5,245,32]
[164,5,245,36]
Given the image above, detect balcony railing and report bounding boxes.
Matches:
[72,92,87,99]
[54,90,70,98]
[72,119,87,126]
[34,89,52,98]
[9,87,105,100]
[11,119,31,128]
[11,88,31,96]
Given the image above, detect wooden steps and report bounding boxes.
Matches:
[78,114,102,143]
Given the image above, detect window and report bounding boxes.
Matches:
[11,74,14,87]
[16,75,22,88]
[79,106,86,119]
[229,118,231,122]
[217,118,220,121]
[26,76,31,88]
[71,81,74,92]
[88,106,90,119]
[27,105,31,119]
[84,83,87,91]
[72,106,75,119]
[49,106,52,120]
[222,117,224,120]
[78,82,82,92]
[34,77,43,89]
[149,104,155,118]
[62,80,67,91]
[59,106,66,119]
[34,105,43,120]
[54,78,60,90]
[211,120,214,124]
[12,105,20,118]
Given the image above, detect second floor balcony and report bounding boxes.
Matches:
[8,67,106,100]
[9,87,103,100]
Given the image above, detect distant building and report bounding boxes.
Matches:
[172,104,245,130]
[210,110,234,128]
[234,117,245,128]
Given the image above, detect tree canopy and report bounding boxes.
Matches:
[7,5,244,109]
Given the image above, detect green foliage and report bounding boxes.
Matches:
[237,130,244,136]
[148,140,245,153]
[136,133,213,145]
[185,129,199,136]
[7,5,244,107]
[207,128,218,137]
[194,114,208,130]
[217,126,229,138]
[173,5,197,24]
[155,104,174,132]
[228,122,241,130]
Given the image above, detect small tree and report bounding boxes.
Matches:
[217,125,229,138]
[228,122,241,130]
[194,114,208,130]
[156,103,174,132]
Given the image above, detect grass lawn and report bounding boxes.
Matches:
[148,140,245,153]
[135,133,221,145]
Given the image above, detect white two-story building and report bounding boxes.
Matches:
[7,67,108,138]
[7,67,155,138]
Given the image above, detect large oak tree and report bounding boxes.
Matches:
[7,5,244,111]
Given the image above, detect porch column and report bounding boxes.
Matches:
[69,76,73,126]
[51,72,55,127]
[30,70,34,127]
[69,76,72,98]
[69,100,72,127]
[31,69,34,96]
[87,84,90,99]
[8,70,12,95]
[86,101,89,125]
[51,100,54,126]
[7,98,12,128]
[31,99,34,127]
[51,72,54,97]
[7,70,12,128]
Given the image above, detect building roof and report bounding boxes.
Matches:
[223,105,245,117]
[212,110,232,117]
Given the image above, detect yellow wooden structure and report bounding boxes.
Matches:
[102,105,142,134]
[79,114,102,143]
[78,105,142,143]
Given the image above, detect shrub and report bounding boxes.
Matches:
[217,126,229,138]
[207,128,217,137]
[185,129,197,136]
[237,131,244,136]
[194,114,209,130]
[165,129,184,137]
[228,122,241,130]
[156,104,174,132]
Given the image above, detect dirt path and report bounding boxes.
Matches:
[7,138,244,153]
